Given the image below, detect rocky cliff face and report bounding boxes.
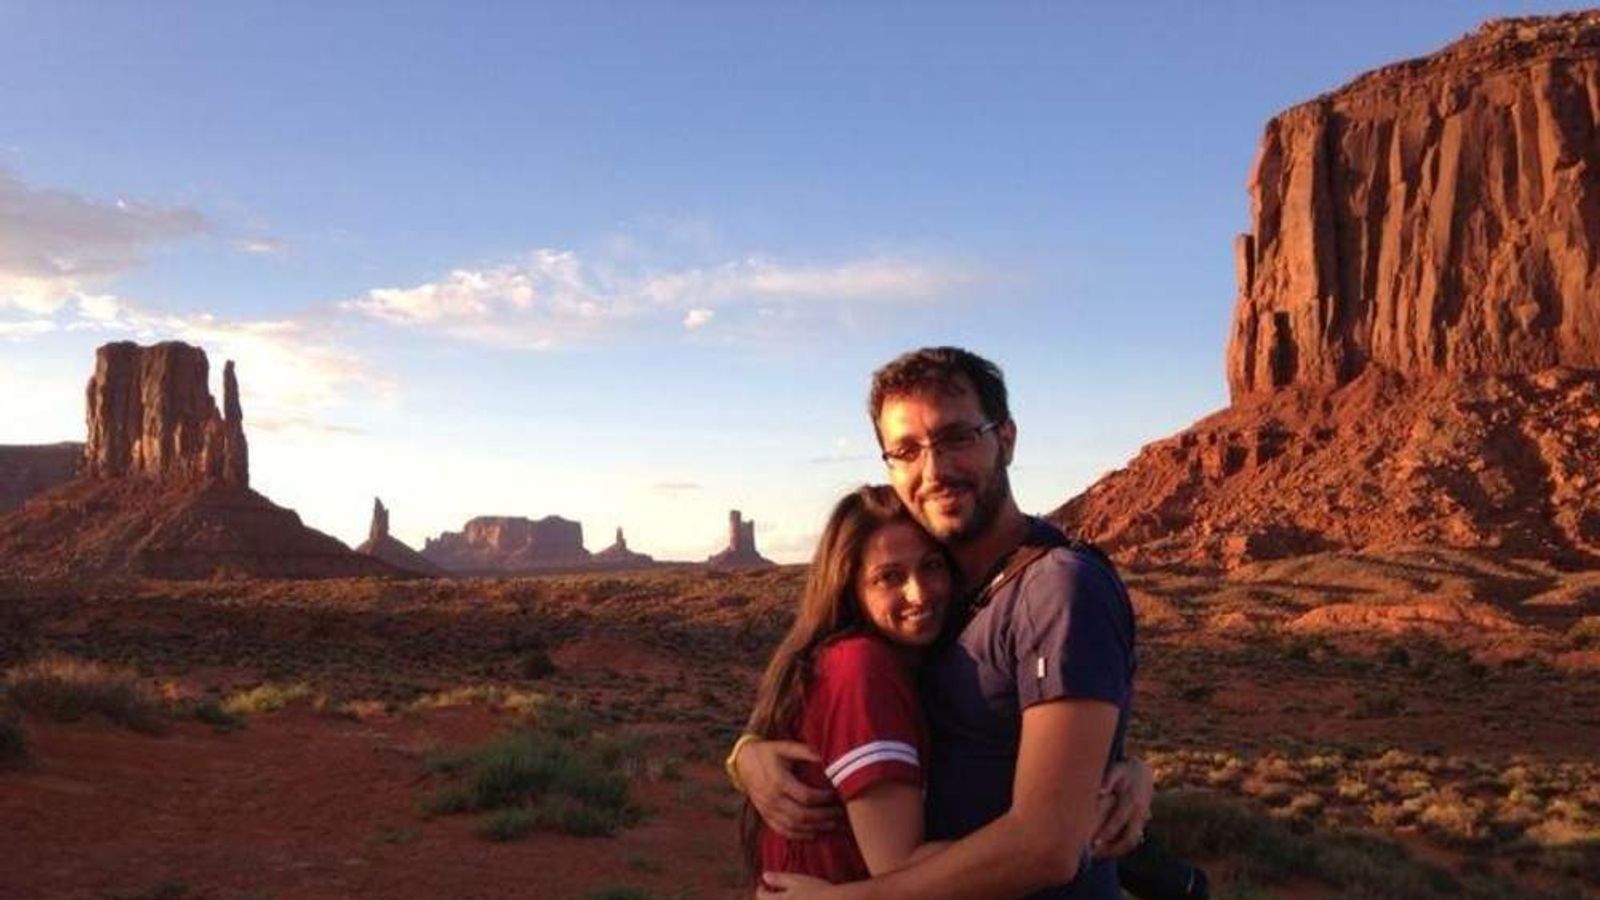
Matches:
[0,443,82,513]
[708,510,773,569]
[84,341,248,486]
[0,342,393,580]
[1228,13,1600,400]
[422,515,590,572]
[1059,14,1600,570]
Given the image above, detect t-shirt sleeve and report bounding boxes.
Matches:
[1011,549,1135,710]
[808,638,925,801]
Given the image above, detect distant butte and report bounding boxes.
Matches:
[355,497,445,576]
[421,514,592,573]
[1054,13,1600,570]
[0,341,398,580]
[708,510,774,569]
[593,527,655,569]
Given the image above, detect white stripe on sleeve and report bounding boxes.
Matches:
[824,739,919,787]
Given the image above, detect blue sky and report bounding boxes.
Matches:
[1,1,1589,561]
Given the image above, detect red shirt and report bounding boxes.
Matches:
[758,633,926,884]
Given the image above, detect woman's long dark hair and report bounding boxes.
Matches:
[739,484,915,879]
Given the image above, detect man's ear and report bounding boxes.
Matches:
[998,419,1017,466]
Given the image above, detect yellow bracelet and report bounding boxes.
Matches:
[724,732,763,793]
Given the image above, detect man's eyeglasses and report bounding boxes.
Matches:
[881,420,1003,467]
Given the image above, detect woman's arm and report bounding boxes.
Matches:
[844,781,925,875]
[760,698,1120,899]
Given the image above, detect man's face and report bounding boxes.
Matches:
[876,383,1015,545]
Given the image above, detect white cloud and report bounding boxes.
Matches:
[0,170,207,314]
[343,247,975,349]
[232,237,284,255]
[683,307,714,330]
[59,295,394,430]
[0,318,56,340]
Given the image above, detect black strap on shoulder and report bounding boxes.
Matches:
[968,519,1116,616]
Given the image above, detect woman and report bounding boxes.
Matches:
[741,485,953,885]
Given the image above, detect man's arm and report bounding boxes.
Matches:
[759,698,1120,900]
[733,738,842,839]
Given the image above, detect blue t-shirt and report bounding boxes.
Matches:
[921,521,1136,900]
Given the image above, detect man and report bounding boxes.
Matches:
[734,347,1152,899]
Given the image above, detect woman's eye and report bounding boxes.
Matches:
[873,569,907,589]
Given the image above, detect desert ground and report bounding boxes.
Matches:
[2,553,1597,900]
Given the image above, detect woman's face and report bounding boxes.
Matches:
[854,519,952,647]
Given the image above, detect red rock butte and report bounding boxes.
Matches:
[1055,14,1600,571]
[1229,13,1600,398]
[0,341,397,580]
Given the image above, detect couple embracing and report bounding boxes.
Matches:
[727,347,1176,900]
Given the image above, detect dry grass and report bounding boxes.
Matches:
[220,682,322,716]
[4,656,167,735]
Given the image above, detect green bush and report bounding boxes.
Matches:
[423,709,641,840]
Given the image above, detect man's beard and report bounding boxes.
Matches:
[921,463,1010,545]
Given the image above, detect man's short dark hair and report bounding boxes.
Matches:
[868,346,1010,439]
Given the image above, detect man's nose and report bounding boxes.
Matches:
[920,441,960,478]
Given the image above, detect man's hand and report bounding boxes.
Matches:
[756,871,836,898]
[735,739,843,839]
[1091,757,1153,859]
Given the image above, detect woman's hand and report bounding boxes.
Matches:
[1091,756,1154,858]
[757,871,838,898]
[736,739,843,839]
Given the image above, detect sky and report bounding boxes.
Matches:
[1,0,1591,563]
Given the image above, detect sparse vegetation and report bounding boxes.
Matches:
[221,681,321,716]
[0,695,27,767]
[4,656,167,734]
[185,698,245,732]
[422,704,642,839]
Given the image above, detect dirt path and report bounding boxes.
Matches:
[1,709,744,900]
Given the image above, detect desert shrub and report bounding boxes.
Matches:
[422,709,641,839]
[477,807,536,841]
[221,682,319,716]
[185,698,245,732]
[0,696,26,766]
[4,656,167,735]
[1153,789,1464,898]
